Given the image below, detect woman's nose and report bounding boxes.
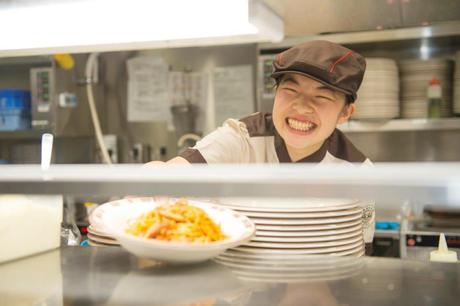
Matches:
[292,97,314,113]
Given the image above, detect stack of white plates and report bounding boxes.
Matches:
[400,59,454,118]
[87,225,120,247]
[215,198,364,258]
[454,51,460,115]
[353,58,399,120]
[88,202,121,247]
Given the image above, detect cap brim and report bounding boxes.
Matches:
[271,70,356,102]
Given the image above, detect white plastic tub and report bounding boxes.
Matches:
[0,194,63,263]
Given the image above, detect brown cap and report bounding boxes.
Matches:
[271,40,366,103]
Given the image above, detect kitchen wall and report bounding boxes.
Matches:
[99,44,258,162]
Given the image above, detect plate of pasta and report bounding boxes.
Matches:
[102,197,256,263]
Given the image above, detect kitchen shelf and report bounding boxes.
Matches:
[259,21,460,50]
[1,163,460,206]
[0,55,52,66]
[338,118,460,132]
[0,130,50,140]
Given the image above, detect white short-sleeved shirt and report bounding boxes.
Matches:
[180,112,375,242]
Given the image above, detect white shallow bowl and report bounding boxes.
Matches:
[102,198,256,263]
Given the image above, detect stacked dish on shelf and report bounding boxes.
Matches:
[216,198,364,257]
[353,58,399,120]
[454,51,460,115]
[400,58,454,118]
[88,205,121,247]
[214,198,365,282]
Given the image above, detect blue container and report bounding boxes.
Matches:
[0,89,31,131]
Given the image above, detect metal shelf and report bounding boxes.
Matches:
[0,130,50,140]
[0,55,52,66]
[0,163,460,206]
[338,118,460,132]
[259,21,460,50]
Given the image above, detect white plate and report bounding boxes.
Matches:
[232,206,361,218]
[244,234,362,249]
[217,202,360,213]
[255,218,362,231]
[255,224,362,237]
[88,198,152,235]
[216,252,364,267]
[215,257,364,273]
[234,240,364,254]
[87,233,120,245]
[88,225,114,238]
[216,197,361,210]
[219,249,365,263]
[249,212,362,225]
[227,242,364,257]
[88,239,116,247]
[102,198,256,263]
[251,231,362,243]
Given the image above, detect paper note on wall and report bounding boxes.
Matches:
[127,56,170,123]
[213,65,254,127]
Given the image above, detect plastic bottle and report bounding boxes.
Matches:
[427,78,442,118]
[429,233,458,263]
[53,53,75,70]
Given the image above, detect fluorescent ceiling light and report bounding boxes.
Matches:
[0,0,283,57]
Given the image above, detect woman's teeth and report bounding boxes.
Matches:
[287,118,315,132]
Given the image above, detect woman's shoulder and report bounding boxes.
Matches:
[237,112,276,138]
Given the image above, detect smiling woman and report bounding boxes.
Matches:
[272,73,354,160]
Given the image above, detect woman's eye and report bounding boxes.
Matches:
[317,96,333,101]
[283,87,297,93]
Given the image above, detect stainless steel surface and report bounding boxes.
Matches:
[401,0,460,27]
[346,130,460,162]
[1,164,460,205]
[1,137,94,164]
[29,55,96,137]
[259,21,460,50]
[339,118,460,132]
[264,0,403,36]
[1,246,459,305]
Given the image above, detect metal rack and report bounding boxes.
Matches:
[338,118,460,132]
[0,163,459,206]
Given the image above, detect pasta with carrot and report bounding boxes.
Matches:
[126,198,227,243]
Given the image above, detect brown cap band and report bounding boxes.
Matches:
[271,40,366,103]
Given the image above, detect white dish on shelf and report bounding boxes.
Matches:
[216,197,361,210]
[255,224,362,237]
[255,218,362,231]
[251,231,362,243]
[233,240,364,254]
[222,246,364,260]
[232,206,362,218]
[249,213,362,225]
[88,225,114,238]
[87,233,120,245]
[216,202,359,213]
[101,198,256,263]
[216,252,364,268]
[244,234,362,249]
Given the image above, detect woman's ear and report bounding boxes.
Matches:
[337,103,355,124]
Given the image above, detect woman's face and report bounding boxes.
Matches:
[272,73,354,152]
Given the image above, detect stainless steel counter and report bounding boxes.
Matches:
[1,246,459,306]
